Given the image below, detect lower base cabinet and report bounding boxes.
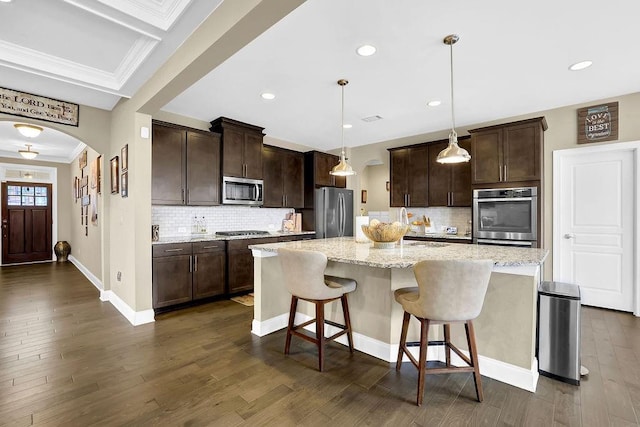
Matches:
[227,237,278,294]
[152,241,226,310]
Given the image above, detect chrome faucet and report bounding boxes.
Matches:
[399,207,409,226]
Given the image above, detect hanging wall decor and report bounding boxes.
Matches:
[110,156,119,194]
[121,144,128,172]
[577,101,618,144]
[121,171,128,198]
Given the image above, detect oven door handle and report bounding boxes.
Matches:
[476,238,533,247]
[475,197,533,203]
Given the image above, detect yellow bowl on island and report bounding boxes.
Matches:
[361,220,410,248]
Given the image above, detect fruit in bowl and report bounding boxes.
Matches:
[361,221,410,248]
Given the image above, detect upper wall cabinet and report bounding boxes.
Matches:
[427,137,472,207]
[263,145,304,208]
[152,122,221,206]
[388,145,429,207]
[469,117,547,186]
[304,151,346,209]
[210,117,264,180]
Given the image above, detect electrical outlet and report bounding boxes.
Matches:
[117,271,122,281]
[178,227,186,233]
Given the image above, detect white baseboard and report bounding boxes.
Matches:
[69,255,103,291]
[252,313,538,392]
[68,256,154,327]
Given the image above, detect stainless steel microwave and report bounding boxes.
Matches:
[222,176,263,206]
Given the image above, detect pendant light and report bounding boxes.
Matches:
[19,144,39,160]
[436,34,471,164]
[330,79,356,176]
[14,123,43,138]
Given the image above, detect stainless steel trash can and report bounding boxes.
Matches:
[537,281,581,385]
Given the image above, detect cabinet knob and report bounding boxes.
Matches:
[564,233,575,239]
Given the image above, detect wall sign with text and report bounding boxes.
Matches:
[0,86,79,127]
[577,102,618,144]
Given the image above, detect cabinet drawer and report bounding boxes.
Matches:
[152,243,192,258]
[192,241,225,253]
[227,237,278,252]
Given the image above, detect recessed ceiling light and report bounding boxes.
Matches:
[0,0,13,3]
[343,124,352,129]
[356,44,377,57]
[261,92,275,100]
[569,60,593,71]
[427,100,441,107]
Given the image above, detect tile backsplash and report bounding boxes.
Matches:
[152,205,294,238]
[383,207,472,235]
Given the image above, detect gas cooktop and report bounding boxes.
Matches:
[215,230,271,237]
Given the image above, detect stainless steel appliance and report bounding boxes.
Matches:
[315,187,353,238]
[473,186,537,247]
[537,281,581,385]
[222,176,263,206]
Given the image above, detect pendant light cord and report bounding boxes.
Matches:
[449,40,456,135]
[341,82,346,157]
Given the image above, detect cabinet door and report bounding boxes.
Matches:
[449,139,472,207]
[243,132,264,179]
[315,152,335,187]
[503,123,541,182]
[227,238,277,294]
[407,146,429,207]
[471,129,503,184]
[186,132,220,206]
[192,242,225,300]
[427,142,450,207]
[389,149,408,207]
[283,151,304,208]
[262,146,284,207]
[152,254,192,309]
[222,127,245,177]
[152,125,185,205]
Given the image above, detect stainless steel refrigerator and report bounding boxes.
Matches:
[315,187,353,238]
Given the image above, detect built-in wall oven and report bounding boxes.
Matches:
[473,187,538,247]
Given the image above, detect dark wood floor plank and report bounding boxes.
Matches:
[2,263,640,425]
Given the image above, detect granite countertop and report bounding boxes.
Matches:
[153,231,315,245]
[404,231,472,241]
[249,237,548,268]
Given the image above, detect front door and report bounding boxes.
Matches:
[2,181,53,264]
[554,146,636,312]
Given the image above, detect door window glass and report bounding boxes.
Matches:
[5,185,48,206]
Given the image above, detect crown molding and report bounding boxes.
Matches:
[96,0,193,31]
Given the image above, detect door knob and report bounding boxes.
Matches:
[564,233,575,239]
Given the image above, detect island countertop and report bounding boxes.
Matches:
[249,237,548,269]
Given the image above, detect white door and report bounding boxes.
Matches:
[554,146,636,312]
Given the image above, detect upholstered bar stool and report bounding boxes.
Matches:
[395,259,493,406]
[278,248,357,371]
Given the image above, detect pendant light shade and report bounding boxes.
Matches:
[330,79,356,176]
[436,34,471,164]
[14,123,43,138]
[19,144,39,160]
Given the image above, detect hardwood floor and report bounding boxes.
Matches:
[1,262,639,426]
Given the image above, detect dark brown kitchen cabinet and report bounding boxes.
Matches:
[152,243,193,309]
[192,241,226,299]
[210,117,265,180]
[152,241,226,310]
[427,137,472,207]
[304,151,346,201]
[152,122,221,206]
[469,117,547,185]
[388,145,429,207]
[263,145,304,208]
[227,237,278,294]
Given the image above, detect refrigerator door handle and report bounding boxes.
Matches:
[338,193,343,237]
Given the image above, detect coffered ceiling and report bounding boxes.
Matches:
[2,0,640,161]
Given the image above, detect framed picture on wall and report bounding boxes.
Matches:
[121,144,128,172]
[110,156,119,194]
[79,150,87,169]
[121,171,128,198]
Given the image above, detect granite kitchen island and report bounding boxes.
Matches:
[250,237,548,392]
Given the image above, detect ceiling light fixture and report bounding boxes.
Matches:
[0,0,13,3]
[569,60,593,71]
[343,123,352,129]
[436,34,471,164]
[330,79,356,177]
[261,92,275,100]
[19,144,39,160]
[356,44,377,57]
[14,123,43,138]
[427,100,441,107]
